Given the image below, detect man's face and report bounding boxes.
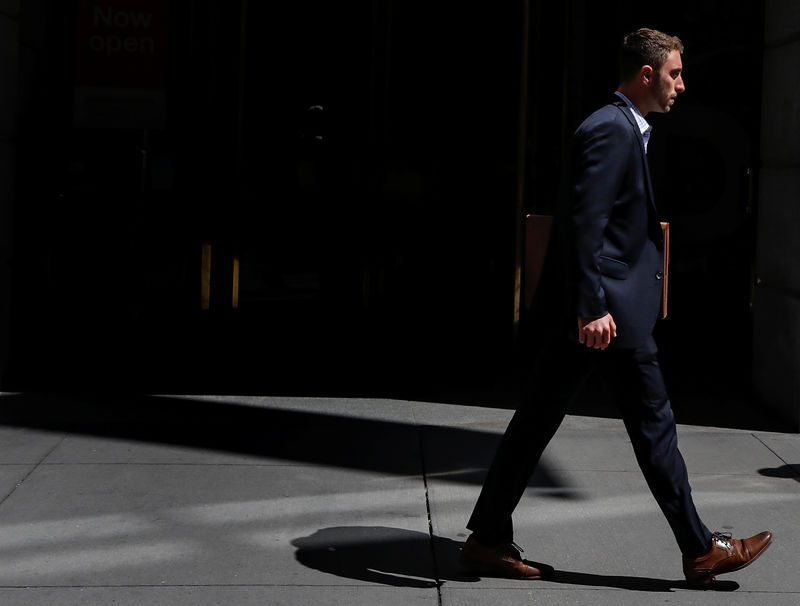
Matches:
[649,50,685,113]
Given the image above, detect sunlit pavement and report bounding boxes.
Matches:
[0,393,797,605]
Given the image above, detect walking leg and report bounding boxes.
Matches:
[467,340,591,544]
[614,338,711,558]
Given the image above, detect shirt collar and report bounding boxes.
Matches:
[615,91,652,150]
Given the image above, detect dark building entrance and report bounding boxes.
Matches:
[9,0,766,413]
[11,0,524,393]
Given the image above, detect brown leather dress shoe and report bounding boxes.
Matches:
[459,535,554,579]
[683,531,774,586]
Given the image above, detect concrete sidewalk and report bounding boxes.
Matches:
[0,393,797,605]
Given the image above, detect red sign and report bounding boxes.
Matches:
[75,0,169,89]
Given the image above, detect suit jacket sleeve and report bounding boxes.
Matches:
[570,115,633,320]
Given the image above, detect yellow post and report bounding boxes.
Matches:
[232,254,240,309]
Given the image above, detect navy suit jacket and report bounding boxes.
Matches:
[535,97,666,350]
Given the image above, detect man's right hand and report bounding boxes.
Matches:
[578,314,617,350]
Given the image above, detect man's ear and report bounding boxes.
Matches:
[640,65,654,85]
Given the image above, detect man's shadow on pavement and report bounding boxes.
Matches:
[292,527,739,592]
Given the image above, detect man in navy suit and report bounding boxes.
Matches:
[460,28,772,586]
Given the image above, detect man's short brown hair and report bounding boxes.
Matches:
[619,28,684,83]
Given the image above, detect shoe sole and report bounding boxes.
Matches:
[685,535,774,587]
[459,551,547,580]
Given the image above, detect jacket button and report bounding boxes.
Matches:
[656,271,664,280]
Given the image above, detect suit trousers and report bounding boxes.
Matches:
[466,335,712,558]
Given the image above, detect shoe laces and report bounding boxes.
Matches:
[711,531,733,549]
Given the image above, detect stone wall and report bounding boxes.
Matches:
[754,0,800,430]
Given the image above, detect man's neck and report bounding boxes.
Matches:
[616,85,649,117]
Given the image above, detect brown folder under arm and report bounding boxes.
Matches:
[660,221,669,320]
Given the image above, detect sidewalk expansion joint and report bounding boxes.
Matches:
[0,435,67,508]
[418,426,444,606]
[752,433,800,477]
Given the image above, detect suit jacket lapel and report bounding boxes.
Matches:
[611,99,659,219]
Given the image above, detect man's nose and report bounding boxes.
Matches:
[676,76,686,93]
